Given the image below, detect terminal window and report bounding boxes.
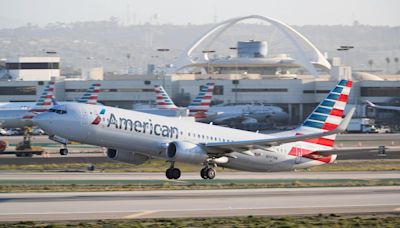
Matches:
[0,86,36,95]
[6,62,59,70]
[232,88,288,92]
[361,87,400,97]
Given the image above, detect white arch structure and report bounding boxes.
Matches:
[172,15,331,76]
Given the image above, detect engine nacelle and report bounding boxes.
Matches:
[166,141,208,164]
[106,148,149,165]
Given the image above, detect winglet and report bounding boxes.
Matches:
[335,107,355,132]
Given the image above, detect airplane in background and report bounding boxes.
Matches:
[34,80,354,180]
[0,81,56,129]
[142,83,288,125]
[135,83,215,118]
[0,82,101,129]
[365,100,400,111]
[202,103,288,125]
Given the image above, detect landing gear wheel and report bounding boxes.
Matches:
[59,148,69,156]
[200,167,216,179]
[200,168,208,179]
[166,168,173,179]
[206,168,216,179]
[171,168,181,179]
[166,168,181,179]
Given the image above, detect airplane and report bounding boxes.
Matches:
[365,100,400,111]
[0,81,56,129]
[202,103,288,125]
[135,83,215,118]
[0,82,101,129]
[143,83,288,124]
[34,80,354,180]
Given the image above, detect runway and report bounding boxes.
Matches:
[0,186,399,221]
[1,171,400,181]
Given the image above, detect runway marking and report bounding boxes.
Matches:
[123,210,157,219]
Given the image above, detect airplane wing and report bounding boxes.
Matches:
[202,108,355,155]
[365,100,400,111]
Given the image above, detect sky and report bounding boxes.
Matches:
[0,0,399,28]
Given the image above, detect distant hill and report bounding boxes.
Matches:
[0,20,399,74]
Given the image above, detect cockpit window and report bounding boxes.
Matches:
[48,105,67,114]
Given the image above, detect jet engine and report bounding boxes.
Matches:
[106,148,149,165]
[166,141,208,164]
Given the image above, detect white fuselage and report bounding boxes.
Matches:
[0,109,34,128]
[34,103,329,172]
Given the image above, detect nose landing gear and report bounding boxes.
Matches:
[59,145,68,156]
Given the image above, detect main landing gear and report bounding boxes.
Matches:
[200,167,216,179]
[165,161,181,179]
[165,161,216,180]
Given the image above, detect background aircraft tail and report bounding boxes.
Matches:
[78,83,101,105]
[155,85,178,109]
[23,81,56,119]
[188,82,215,118]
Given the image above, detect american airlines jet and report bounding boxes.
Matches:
[34,80,354,179]
[0,81,56,128]
[135,83,215,118]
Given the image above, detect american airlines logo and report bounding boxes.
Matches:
[106,113,179,139]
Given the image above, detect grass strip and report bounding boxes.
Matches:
[0,214,399,227]
[1,159,400,173]
[0,179,399,193]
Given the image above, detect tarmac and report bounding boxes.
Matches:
[0,186,399,221]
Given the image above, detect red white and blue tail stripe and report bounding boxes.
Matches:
[188,83,215,118]
[23,81,56,119]
[155,85,178,110]
[78,83,101,105]
[300,79,352,141]
[287,80,353,164]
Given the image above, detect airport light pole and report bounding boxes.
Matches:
[202,50,216,74]
[156,48,170,87]
[337,46,354,66]
[229,47,238,74]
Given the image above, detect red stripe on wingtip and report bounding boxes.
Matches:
[346,81,352,87]
[304,137,334,147]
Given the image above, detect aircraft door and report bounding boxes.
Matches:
[295,145,302,164]
[80,107,90,126]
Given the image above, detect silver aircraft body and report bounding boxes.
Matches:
[34,80,354,179]
[0,82,101,129]
[203,104,288,124]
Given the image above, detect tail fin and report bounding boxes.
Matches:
[154,85,178,109]
[34,80,56,110]
[188,82,215,117]
[296,79,353,149]
[23,81,56,119]
[78,83,101,105]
